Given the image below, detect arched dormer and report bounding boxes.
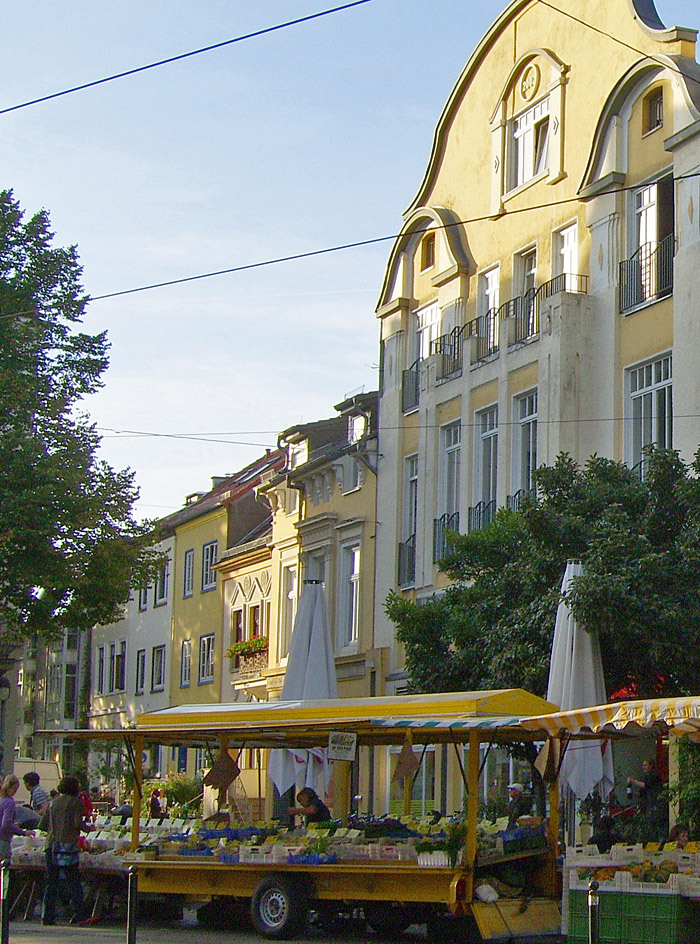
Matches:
[376,206,471,314]
[579,56,700,198]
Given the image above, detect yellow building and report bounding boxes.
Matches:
[373,0,700,692]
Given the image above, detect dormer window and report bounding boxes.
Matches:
[420,232,436,270]
[511,97,550,189]
[348,414,366,444]
[644,88,663,134]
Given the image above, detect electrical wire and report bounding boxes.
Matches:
[0,0,375,116]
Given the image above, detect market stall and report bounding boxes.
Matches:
[72,689,563,940]
[521,696,700,944]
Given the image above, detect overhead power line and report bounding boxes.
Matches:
[0,0,375,116]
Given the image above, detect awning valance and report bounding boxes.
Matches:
[522,696,700,740]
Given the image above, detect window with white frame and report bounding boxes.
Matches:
[201,541,218,591]
[194,747,207,776]
[404,455,419,540]
[63,663,77,720]
[475,406,498,505]
[183,548,194,598]
[480,267,500,316]
[154,561,169,606]
[96,646,105,695]
[151,645,166,692]
[109,639,126,693]
[180,639,192,687]
[417,302,440,359]
[279,565,297,660]
[628,355,672,470]
[514,392,538,493]
[388,745,435,817]
[248,604,261,640]
[138,587,148,611]
[338,544,361,649]
[198,634,215,683]
[135,649,146,694]
[554,223,578,290]
[439,423,461,518]
[46,664,62,719]
[510,96,550,190]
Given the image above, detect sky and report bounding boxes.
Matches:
[3,0,698,519]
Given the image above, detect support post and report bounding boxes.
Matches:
[403,730,414,817]
[587,879,600,944]
[333,760,352,824]
[126,865,138,944]
[131,736,143,852]
[0,859,9,944]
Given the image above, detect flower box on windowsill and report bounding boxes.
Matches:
[238,650,268,678]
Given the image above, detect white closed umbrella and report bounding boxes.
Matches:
[547,560,614,800]
[268,580,338,796]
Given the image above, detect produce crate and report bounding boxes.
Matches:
[568,889,626,942]
[568,887,696,944]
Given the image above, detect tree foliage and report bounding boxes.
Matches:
[386,449,700,699]
[0,190,158,639]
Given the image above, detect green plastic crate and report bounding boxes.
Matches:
[568,888,697,944]
[623,892,684,944]
[568,889,626,942]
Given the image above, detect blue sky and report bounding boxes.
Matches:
[3,0,698,517]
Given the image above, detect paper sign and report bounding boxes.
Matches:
[328,731,357,761]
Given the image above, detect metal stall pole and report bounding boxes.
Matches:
[126,866,138,944]
[587,879,600,944]
[0,860,9,944]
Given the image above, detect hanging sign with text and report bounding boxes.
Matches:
[327,731,357,761]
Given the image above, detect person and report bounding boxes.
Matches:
[39,775,91,926]
[288,788,332,825]
[110,800,133,825]
[666,824,689,849]
[149,788,163,818]
[0,775,34,861]
[590,815,621,854]
[23,771,50,814]
[506,782,532,828]
[627,758,663,813]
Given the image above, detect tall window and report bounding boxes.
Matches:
[421,232,436,270]
[63,664,77,720]
[183,549,194,598]
[180,639,192,688]
[514,392,538,492]
[440,423,461,517]
[511,97,549,189]
[404,455,419,540]
[630,176,673,304]
[138,587,148,611]
[198,634,215,684]
[46,665,62,719]
[279,565,297,660]
[338,544,361,649]
[202,541,218,591]
[480,267,500,315]
[96,646,105,695]
[248,604,261,640]
[109,640,126,693]
[476,407,498,505]
[554,223,578,290]
[151,645,166,692]
[644,87,663,134]
[135,649,146,694]
[628,355,672,470]
[479,267,500,353]
[417,303,440,359]
[154,561,169,605]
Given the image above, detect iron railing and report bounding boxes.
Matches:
[467,500,496,533]
[619,233,674,314]
[433,512,460,562]
[398,533,416,586]
[466,309,499,363]
[432,325,466,380]
[402,359,420,412]
[506,488,536,511]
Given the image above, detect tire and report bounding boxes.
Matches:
[251,876,309,939]
[364,901,415,936]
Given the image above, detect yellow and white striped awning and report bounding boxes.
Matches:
[521,696,700,740]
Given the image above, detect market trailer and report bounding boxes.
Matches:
[77,689,563,940]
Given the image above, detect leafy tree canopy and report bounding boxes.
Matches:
[0,190,159,640]
[386,449,700,699]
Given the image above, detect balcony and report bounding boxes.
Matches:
[402,360,420,412]
[433,512,459,562]
[506,488,536,512]
[467,500,496,532]
[503,274,589,344]
[432,326,466,380]
[398,534,416,586]
[619,233,674,314]
[467,309,499,363]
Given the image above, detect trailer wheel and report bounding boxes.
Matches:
[251,876,308,938]
[364,901,415,935]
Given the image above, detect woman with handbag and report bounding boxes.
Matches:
[39,775,88,926]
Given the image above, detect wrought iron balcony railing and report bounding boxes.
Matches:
[398,533,416,586]
[402,359,420,412]
[467,500,496,533]
[619,233,674,314]
[432,325,466,380]
[433,512,460,562]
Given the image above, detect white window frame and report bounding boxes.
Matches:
[439,422,461,518]
[151,645,166,692]
[183,548,194,598]
[513,391,538,493]
[475,406,498,506]
[480,266,500,317]
[338,544,361,650]
[198,633,215,684]
[180,639,192,688]
[279,565,298,661]
[108,639,126,693]
[96,646,105,696]
[201,541,218,591]
[554,223,578,290]
[417,302,440,360]
[510,96,550,190]
[154,561,169,606]
[403,454,419,541]
[138,587,148,611]
[135,649,146,695]
[626,354,672,471]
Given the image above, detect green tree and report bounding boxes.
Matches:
[0,190,158,639]
[386,449,700,699]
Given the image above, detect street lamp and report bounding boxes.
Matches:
[0,677,11,776]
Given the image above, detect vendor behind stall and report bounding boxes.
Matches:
[506,783,532,827]
[288,788,331,825]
